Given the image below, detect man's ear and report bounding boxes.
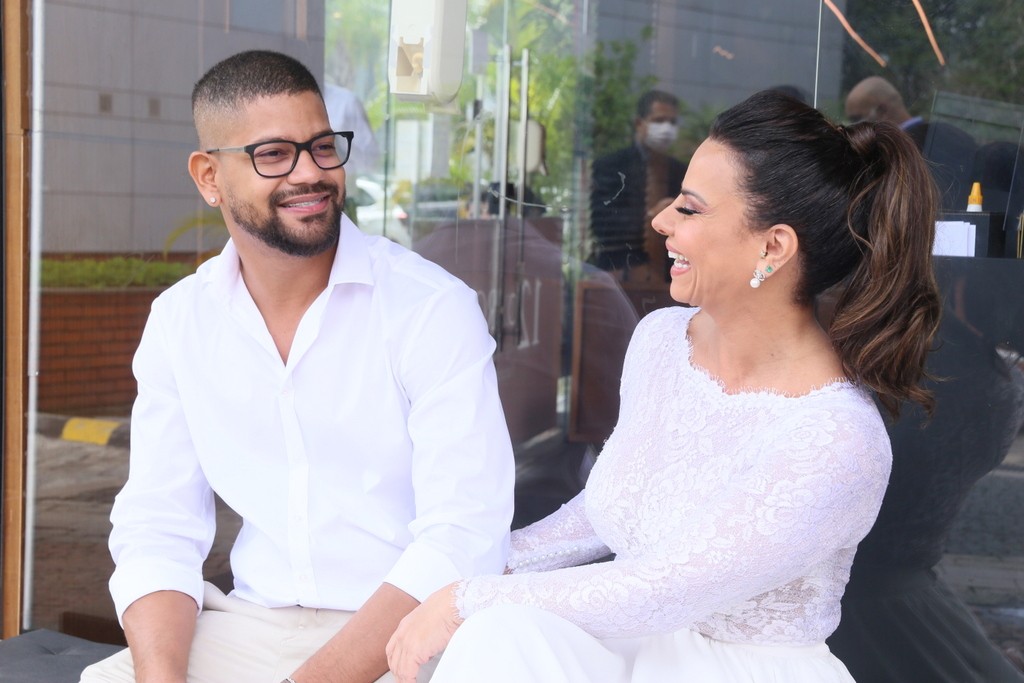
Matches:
[188,151,219,201]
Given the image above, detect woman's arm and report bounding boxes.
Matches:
[505,491,610,573]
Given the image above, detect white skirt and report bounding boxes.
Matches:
[430,604,855,683]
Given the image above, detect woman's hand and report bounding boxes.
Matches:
[385,582,463,683]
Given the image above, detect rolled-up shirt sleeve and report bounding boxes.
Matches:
[108,299,216,623]
[383,283,515,602]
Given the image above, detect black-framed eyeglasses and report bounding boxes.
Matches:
[206,131,354,178]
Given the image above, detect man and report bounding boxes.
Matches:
[589,89,688,284]
[323,82,381,229]
[81,50,514,683]
[323,82,380,180]
[845,76,977,211]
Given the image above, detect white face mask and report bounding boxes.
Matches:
[645,121,678,152]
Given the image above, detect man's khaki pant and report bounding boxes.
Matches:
[80,583,397,683]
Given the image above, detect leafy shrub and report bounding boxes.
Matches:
[41,257,196,289]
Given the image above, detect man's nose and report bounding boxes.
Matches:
[287,148,326,182]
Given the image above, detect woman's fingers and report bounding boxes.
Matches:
[386,582,463,680]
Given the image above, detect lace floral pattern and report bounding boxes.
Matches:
[457,306,891,643]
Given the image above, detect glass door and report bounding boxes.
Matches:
[8,0,1021,661]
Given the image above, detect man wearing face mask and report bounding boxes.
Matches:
[589,89,688,283]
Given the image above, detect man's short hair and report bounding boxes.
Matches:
[636,89,679,119]
[192,50,322,125]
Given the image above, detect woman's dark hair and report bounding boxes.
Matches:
[709,90,941,417]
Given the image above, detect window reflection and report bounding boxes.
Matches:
[12,1,1022,674]
[26,0,326,640]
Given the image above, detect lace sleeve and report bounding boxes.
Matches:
[455,420,890,640]
[506,491,611,573]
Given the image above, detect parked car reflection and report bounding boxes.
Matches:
[351,177,411,248]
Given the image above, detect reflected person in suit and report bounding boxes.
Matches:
[825,258,1024,682]
[324,82,381,226]
[845,76,977,211]
[589,90,687,284]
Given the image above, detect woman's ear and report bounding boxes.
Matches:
[188,151,219,202]
[763,223,799,269]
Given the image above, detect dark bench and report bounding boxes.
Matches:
[0,629,123,683]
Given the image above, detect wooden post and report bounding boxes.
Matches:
[2,0,31,638]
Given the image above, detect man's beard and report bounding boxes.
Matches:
[229,181,345,257]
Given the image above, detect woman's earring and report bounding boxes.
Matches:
[209,197,218,205]
[751,246,777,288]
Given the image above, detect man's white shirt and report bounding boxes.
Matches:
[109,216,514,620]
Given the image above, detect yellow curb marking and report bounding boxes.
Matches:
[61,418,122,445]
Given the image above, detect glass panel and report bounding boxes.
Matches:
[229,0,290,34]
[18,0,1023,673]
[25,0,323,641]
[819,1,1024,673]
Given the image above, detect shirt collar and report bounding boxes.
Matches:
[900,116,923,130]
[329,214,375,287]
[198,213,375,300]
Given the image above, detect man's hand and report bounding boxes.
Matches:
[385,583,463,683]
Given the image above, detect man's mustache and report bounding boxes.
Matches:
[271,181,340,204]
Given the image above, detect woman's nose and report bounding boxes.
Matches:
[651,205,672,236]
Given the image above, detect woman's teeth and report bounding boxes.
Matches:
[668,251,689,266]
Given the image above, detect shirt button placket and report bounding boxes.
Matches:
[279,375,318,604]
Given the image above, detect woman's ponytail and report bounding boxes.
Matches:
[710,91,942,417]
[828,122,942,417]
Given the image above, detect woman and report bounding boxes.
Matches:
[386,90,942,682]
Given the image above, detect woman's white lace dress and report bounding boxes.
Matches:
[433,306,892,682]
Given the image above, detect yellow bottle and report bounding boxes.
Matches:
[966,182,983,212]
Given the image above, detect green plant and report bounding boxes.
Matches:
[588,31,658,159]
[672,101,720,162]
[41,256,195,289]
[163,210,229,264]
[840,0,1024,113]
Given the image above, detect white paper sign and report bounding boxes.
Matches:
[933,220,976,257]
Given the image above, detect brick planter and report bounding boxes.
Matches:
[38,288,162,416]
